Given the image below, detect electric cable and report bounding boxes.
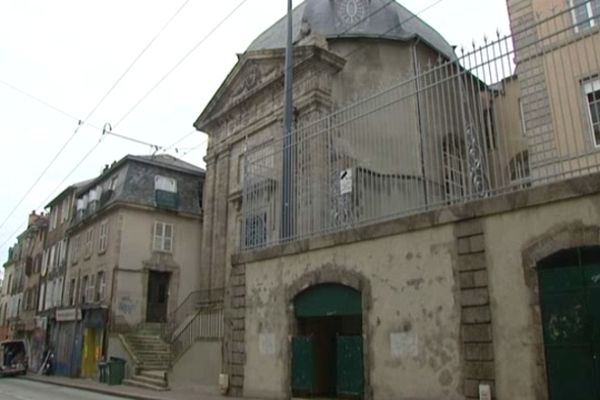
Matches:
[0,0,192,235]
[113,0,251,128]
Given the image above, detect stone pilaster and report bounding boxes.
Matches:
[223,263,246,396]
[455,219,495,399]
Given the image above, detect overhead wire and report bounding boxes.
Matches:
[0,136,106,252]
[0,0,193,246]
[113,0,250,128]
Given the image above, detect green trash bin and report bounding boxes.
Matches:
[98,361,109,384]
[108,357,126,385]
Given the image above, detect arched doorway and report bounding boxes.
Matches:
[537,247,600,399]
[291,283,363,399]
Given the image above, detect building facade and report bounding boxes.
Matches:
[193,1,600,399]
[57,154,205,379]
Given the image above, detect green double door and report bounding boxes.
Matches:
[538,248,600,399]
[292,335,363,398]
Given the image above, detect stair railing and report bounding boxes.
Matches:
[170,304,224,363]
[162,287,224,340]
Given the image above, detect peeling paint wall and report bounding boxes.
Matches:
[484,193,600,400]
[241,225,462,400]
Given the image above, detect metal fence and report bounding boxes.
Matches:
[162,287,224,340]
[170,306,224,362]
[242,4,600,250]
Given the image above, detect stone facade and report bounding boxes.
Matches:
[230,172,600,399]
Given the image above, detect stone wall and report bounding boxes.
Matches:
[226,172,600,399]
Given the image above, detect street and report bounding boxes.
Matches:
[0,378,126,400]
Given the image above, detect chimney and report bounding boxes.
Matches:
[28,210,40,228]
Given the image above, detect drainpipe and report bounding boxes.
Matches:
[412,38,429,207]
[281,0,295,241]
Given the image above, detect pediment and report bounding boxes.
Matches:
[196,52,285,130]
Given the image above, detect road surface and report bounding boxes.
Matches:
[0,378,126,400]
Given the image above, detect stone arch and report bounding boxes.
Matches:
[521,223,600,400]
[284,265,373,400]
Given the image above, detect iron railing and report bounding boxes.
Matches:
[162,288,224,340]
[170,306,224,363]
[241,5,600,250]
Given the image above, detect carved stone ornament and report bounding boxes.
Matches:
[337,0,368,26]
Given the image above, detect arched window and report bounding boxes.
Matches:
[509,150,530,188]
[442,135,466,202]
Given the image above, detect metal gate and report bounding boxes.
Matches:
[291,336,315,395]
[336,335,363,397]
[538,248,600,399]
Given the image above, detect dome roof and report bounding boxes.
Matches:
[247,0,455,59]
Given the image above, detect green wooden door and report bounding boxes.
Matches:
[292,336,315,396]
[538,250,600,399]
[336,335,363,398]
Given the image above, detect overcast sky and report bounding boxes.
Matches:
[0,0,510,269]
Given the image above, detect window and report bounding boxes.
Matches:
[96,271,105,302]
[98,221,108,253]
[68,278,76,306]
[85,228,94,258]
[38,283,45,312]
[583,77,600,146]
[49,208,58,231]
[571,0,600,32]
[244,213,267,248]
[155,175,178,209]
[81,275,88,304]
[88,274,95,303]
[518,98,528,137]
[442,135,466,203]
[153,222,174,252]
[61,197,70,223]
[509,151,531,188]
[483,108,497,151]
[71,235,80,264]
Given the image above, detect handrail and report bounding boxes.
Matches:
[162,288,225,340]
[170,305,224,364]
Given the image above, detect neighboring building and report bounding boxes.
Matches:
[41,179,90,377]
[16,211,48,371]
[0,246,16,340]
[57,154,205,380]
[508,0,600,180]
[193,1,600,399]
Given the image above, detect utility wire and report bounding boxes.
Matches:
[85,0,192,121]
[0,79,81,122]
[181,137,209,157]
[0,120,84,233]
[0,136,106,252]
[114,0,250,128]
[164,129,197,152]
[0,0,191,236]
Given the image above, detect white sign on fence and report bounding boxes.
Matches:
[340,169,353,195]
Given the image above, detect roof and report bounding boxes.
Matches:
[247,0,456,59]
[77,154,205,194]
[45,178,95,208]
[130,154,205,175]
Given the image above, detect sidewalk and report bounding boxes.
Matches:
[22,374,239,400]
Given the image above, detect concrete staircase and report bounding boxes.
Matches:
[122,324,170,391]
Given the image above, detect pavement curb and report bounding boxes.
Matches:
[21,375,166,400]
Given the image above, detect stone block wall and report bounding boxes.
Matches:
[223,263,246,396]
[455,219,495,399]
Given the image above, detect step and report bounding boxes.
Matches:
[140,370,167,380]
[128,373,168,388]
[138,363,170,370]
[123,378,169,391]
